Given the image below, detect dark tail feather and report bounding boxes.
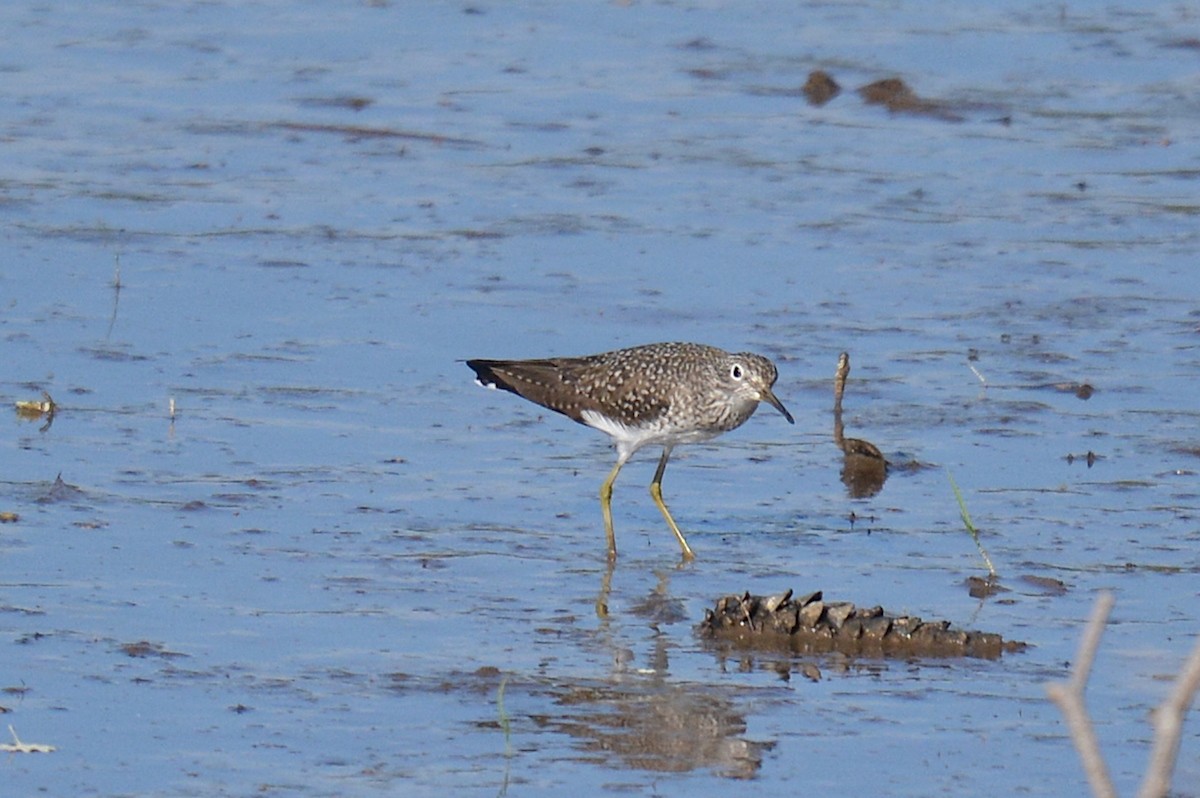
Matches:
[465,358,586,424]
[466,359,518,394]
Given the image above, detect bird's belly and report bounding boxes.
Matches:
[581,409,721,453]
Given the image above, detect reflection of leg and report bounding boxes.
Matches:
[599,454,627,560]
[595,557,615,619]
[649,447,695,560]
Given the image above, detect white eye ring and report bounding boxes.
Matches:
[730,363,744,381]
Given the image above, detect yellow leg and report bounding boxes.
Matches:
[599,456,626,561]
[595,557,615,618]
[649,447,695,560]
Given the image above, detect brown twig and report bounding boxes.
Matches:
[1045,592,1118,798]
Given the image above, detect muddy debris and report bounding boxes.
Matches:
[966,575,1009,599]
[14,391,56,420]
[15,391,56,431]
[857,77,964,121]
[699,590,1026,659]
[1020,574,1069,596]
[1066,450,1099,467]
[802,70,841,106]
[788,71,987,121]
[118,640,188,659]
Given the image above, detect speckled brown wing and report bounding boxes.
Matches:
[569,352,673,427]
[466,355,670,428]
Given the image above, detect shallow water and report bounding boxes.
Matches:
[3,1,1199,796]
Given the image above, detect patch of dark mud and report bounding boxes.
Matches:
[1065,450,1100,467]
[751,69,1003,120]
[118,640,188,659]
[78,345,151,362]
[802,70,841,106]
[699,590,1026,659]
[293,95,374,112]
[268,121,487,149]
[686,66,733,81]
[857,77,965,121]
[745,69,841,106]
[1019,575,1069,596]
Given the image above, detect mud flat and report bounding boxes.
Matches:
[699,590,1027,660]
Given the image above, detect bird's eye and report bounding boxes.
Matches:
[730,363,744,381]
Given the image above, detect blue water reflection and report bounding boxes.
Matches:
[3,1,1199,796]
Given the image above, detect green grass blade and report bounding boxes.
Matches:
[947,470,997,577]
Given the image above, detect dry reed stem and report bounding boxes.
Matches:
[1045,592,1118,798]
[1137,631,1200,798]
[1047,592,1200,798]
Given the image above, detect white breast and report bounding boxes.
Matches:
[581,408,720,458]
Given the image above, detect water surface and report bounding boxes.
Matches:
[2,2,1199,796]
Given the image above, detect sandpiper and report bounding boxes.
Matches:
[467,342,793,559]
